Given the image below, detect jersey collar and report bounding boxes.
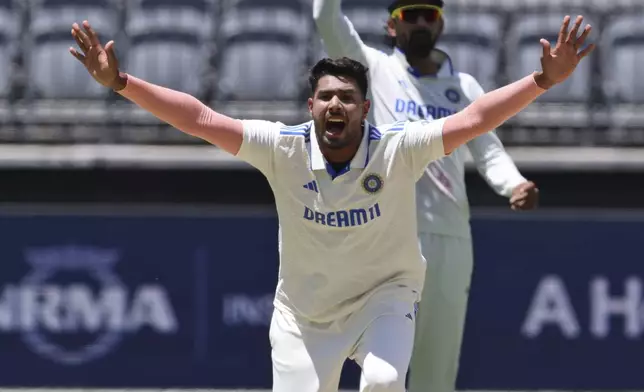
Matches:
[392,47,455,79]
[309,121,370,173]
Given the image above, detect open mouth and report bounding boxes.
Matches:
[325,118,346,138]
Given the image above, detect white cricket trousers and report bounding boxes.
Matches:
[270,286,418,392]
[407,233,474,392]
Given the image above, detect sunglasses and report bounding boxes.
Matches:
[391,5,443,24]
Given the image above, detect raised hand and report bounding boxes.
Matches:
[534,15,595,90]
[69,20,127,90]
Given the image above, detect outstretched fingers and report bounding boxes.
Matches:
[69,47,86,64]
[540,39,551,58]
[82,20,102,47]
[72,23,91,52]
[559,15,594,59]
[575,24,592,48]
[557,15,571,45]
[566,15,584,44]
[571,20,594,59]
[104,40,119,68]
[72,30,88,54]
[578,43,596,59]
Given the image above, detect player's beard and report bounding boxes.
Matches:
[401,29,437,59]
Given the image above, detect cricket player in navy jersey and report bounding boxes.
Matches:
[70,16,593,392]
[313,1,543,390]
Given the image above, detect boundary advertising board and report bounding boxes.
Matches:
[0,206,640,389]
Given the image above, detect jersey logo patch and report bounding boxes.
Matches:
[303,181,319,193]
[362,173,384,194]
[406,302,419,321]
[445,88,461,103]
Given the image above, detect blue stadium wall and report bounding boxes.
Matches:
[0,167,641,390]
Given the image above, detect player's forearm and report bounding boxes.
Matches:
[117,74,243,154]
[117,74,210,133]
[478,152,527,197]
[469,134,526,197]
[312,0,367,62]
[313,0,342,23]
[441,73,546,154]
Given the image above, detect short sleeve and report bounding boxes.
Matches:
[235,119,280,177]
[398,118,447,177]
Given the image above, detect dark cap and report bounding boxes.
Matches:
[387,0,444,14]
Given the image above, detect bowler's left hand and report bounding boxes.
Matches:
[533,15,595,90]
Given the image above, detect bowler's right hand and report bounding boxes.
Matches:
[69,20,127,91]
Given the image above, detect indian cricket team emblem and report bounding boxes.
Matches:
[445,88,460,103]
[20,246,124,365]
[362,173,384,194]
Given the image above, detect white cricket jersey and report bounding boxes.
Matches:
[314,0,527,238]
[235,118,446,323]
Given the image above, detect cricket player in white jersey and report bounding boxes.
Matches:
[313,1,541,390]
[69,17,593,392]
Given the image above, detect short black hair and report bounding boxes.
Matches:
[309,57,369,100]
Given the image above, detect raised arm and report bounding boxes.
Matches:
[69,21,243,155]
[313,0,380,65]
[441,15,595,154]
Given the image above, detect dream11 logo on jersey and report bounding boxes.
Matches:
[0,246,178,365]
[521,275,644,339]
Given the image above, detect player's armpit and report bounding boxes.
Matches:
[441,74,546,155]
[118,74,244,155]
